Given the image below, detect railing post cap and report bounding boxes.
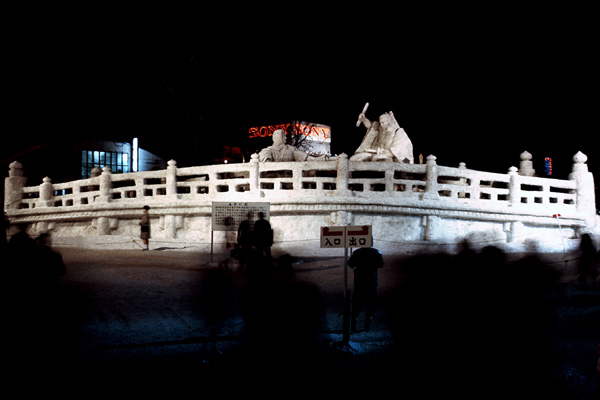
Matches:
[8,161,24,177]
[42,176,52,184]
[102,166,112,174]
[90,167,102,177]
[426,154,437,163]
[168,159,177,167]
[250,153,259,162]
[508,166,518,174]
[520,151,532,161]
[9,160,23,170]
[573,151,587,164]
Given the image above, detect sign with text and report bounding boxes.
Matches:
[320,225,372,248]
[212,202,270,232]
[249,122,331,143]
[320,226,347,248]
[345,225,373,248]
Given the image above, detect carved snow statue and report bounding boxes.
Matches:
[351,103,414,163]
[259,129,332,162]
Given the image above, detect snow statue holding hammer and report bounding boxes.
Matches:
[351,103,414,163]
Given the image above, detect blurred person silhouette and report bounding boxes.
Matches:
[140,205,151,250]
[1,212,9,251]
[5,224,39,291]
[32,233,68,358]
[5,224,37,303]
[578,233,598,289]
[253,212,273,259]
[198,264,235,363]
[463,246,513,380]
[387,253,456,394]
[4,225,37,363]
[348,246,384,332]
[237,211,254,270]
[34,233,66,288]
[510,241,559,389]
[4,227,68,363]
[218,217,238,270]
[238,254,326,377]
[6,224,37,258]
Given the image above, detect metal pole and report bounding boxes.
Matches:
[343,289,352,344]
[342,245,351,344]
[211,230,214,262]
[555,214,566,252]
[344,246,348,301]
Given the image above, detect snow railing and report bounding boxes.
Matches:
[5,152,597,230]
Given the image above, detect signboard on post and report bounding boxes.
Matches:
[346,225,373,248]
[320,225,372,248]
[211,202,270,232]
[320,226,346,248]
[210,202,270,263]
[320,225,373,345]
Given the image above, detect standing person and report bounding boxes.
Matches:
[35,233,66,282]
[348,246,384,331]
[237,211,254,269]
[253,212,273,259]
[140,205,151,251]
[578,233,598,289]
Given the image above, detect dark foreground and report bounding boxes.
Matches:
[1,245,598,397]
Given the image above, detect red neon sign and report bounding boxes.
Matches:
[249,122,331,142]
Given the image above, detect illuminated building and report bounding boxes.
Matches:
[6,139,166,185]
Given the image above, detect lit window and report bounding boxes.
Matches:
[82,150,131,178]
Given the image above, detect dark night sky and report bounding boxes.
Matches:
[3,14,598,184]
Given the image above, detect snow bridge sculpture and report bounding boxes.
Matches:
[4,151,598,254]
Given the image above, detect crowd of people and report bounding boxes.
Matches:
[210,222,600,393]
[2,214,598,394]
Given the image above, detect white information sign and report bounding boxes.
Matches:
[212,202,270,231]
[345,225,373,248]
[320,226,347,248]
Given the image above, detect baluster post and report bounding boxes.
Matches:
[569,152,596,224]
[249,153,259,194]
[38,177,54,207]
[5,161,26,209]
[508,166,519,205]
[336,153,349,194]
[99,166,112,202]
[166,159,178,198]
[424,154,438,199]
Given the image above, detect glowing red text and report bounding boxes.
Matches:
[249,122,331,142]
